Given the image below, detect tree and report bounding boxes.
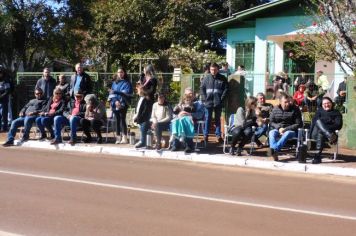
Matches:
[294,0,356,73]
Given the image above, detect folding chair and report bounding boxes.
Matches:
[194,120,206,149]
[223,114,235,154]
[105,109,117,143]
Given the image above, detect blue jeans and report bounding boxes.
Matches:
[255,124,268,139]
[36,116,55,137]
[204,106,222,137]
[154,122,170,144]
[53,115,81,141]
[269,129,296,152]
[7,116,36,141]
[139,121,150,146]
[0,100,9,131]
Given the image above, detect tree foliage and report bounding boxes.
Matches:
[293,0,356,73]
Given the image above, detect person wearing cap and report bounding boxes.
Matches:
[293,84,306,107]
[151,92,172,150]
[310,97,342,164]
[36,88,66,140]
[51,90,86,145]
[35,67,57,100]
[200,62,228,144]
[69,63,92,98]
[2,88,46,146]
[0,67,11,131]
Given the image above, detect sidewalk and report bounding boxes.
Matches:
[1,131,356,177]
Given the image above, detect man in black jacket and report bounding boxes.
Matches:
[3,88,46,146]
[35,67,56,99]
[268,93,303,161]
[69,63,92,98]
[200,62,228,144]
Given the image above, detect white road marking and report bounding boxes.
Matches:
[0,230,23,236]
[1,170,356,221]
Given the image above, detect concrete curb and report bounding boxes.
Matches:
[18,140,356,178]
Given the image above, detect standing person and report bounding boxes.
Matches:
[200,62,228,144]
[268,93,303,161]
[133,64,158,148]
[108,67,133,144]
[36,88,65,140]
[81,94,106,144]
[2,88,46,146]
[0,67,11,132]
[334,77,347,107]
[294,71,308,91]
[56,74,70,101]
[35,67,57,100]
[229,96,258,156]
[315,70,329,106]
[255,92,273,147]
[233,65,246,76]
[310,97,342,164]
[51,90,86,145]
[69,63,92,98]
[151,92,172,150]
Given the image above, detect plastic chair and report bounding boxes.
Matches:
[223,114,235,154]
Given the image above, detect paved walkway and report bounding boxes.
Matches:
[1,131,356,177]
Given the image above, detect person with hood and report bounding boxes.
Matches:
[36,88,66,140]
[310,97,342,164]
[35,67,57,99]
[108,67,133,144]
[2,88,46,146]
[81,94,107,144]
[200,62,228,144]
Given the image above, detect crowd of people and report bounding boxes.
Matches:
[0,63,345,164]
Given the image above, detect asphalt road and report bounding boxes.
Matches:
[1,147,356,236]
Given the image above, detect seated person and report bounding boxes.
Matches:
[310,97,342,164]
[293,84,306,107]
[255,92,273,147]
[36,88,65,140]
[51,90,86,145]
[3,88,47,146]
[81,94,107,144]
[304,82,319,112]
[334,77,347,107]
[151,92,172,150]
[268,93,303,161]
[229,96,258,156]
[183,87,205,123]
[170,95,196,153]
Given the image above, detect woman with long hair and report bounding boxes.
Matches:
[229,96,258,156]
[108,67,133,144]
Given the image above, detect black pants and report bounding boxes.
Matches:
[81,118,103,138]
[114,107,128,136]
[231,126,253,148]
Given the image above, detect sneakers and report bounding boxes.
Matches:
[120,135,128,144]
[115,135,122,144]
[135,142,145,148]
[2,140,14,147]
[19,137,29,143]
[268,148,279,161]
